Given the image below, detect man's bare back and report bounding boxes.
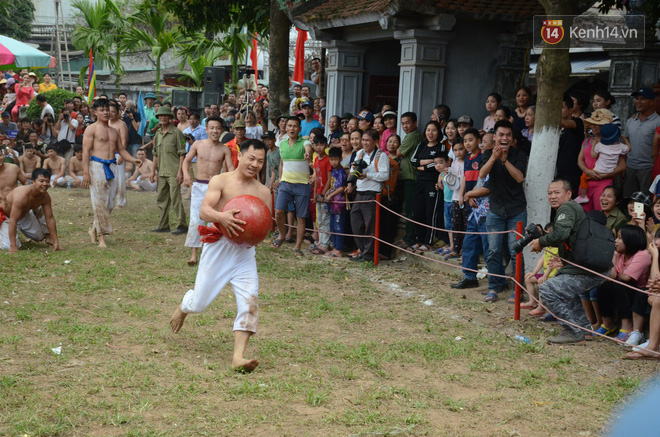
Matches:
[0,162,28,199]
[19,154,40,178]
[5,184,49,218]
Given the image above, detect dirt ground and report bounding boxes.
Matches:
[1,189,659,436]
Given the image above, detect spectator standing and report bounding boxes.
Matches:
[346,128,389,262]
[479,120,528,302]
[143,92,157,122]
[396,112,422,248]
[124,100,143,157]
[38,73,57,93]
[272,117,313,255]
[557,93,585,196]
[150,106,187,235]
[511,86,532,132]
[624,88,660,196]
[379,111,397,154]
[12,73,33,122]
[55,108,78,160]
[300,102,322,137]
[323,147,347,257]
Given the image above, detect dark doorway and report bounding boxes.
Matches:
[368,75,399,112]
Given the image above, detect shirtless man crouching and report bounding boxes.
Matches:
[82,98,142,248]
[66,145,85,188]
[127,149,157,192]
[182,115,235,266]
[0,168,60,253]
[170,139,271,373]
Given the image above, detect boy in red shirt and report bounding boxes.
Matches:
[311,134,331,254]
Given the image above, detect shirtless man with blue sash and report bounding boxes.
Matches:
[82,99,141,248]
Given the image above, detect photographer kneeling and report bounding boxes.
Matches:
[529,178,610,344]
[345,128,389,262]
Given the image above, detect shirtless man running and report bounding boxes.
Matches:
[170,139,271,373]
[182,115,235,266]
[127,149,157,192]
[108,100,128,207]
[18,143,40,181]
[66,145,85,188]
[42,146,67,187]
[1,168,60,253]
[82,98,141,248]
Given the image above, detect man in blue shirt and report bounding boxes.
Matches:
[300,101,322,137]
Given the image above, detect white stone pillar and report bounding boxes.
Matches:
[323,40,365,122]
[394,30,452,132]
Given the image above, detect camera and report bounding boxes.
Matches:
[511,223,544,254]
[63,113,69,120]
[347,159,369,185]
[184,133,194,142]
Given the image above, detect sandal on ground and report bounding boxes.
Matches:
[284,237,294,244]
[415,245,429,254]
[507,292,517,304]
[520,302,537,309]
[484,291,499,302]
[272,238,283,248]
[294,248,304,256]
[324,252,339,258]
[310,247,326,255]
[528,307,546,316]
[436,247,452,255]
[444,252,460,259]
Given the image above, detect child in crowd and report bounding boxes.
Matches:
[482,93,501,133]
[596,225,651,345]
[437,157,454,255]
[522,106,535,142]
[446,139,466,258]
[455,128,482,260]
[311,135,332,255]
[523,223,558,316]
[576,123,629,204]
[324,147,347,257]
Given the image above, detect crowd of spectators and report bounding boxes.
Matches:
[3,64,660,354]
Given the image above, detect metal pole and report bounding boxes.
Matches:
[514,221,523,321]
[374,194,381,266]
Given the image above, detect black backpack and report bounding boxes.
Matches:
[572,213,615,272]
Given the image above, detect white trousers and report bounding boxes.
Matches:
[89,161,117,235]
[115,153,127,207]
[184,182,208,248]
[135,175,157,192]
[181,237,259,333]
[0,209,47,249]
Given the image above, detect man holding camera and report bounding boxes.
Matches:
[345,128,389,262]
[55,108,78,160]
[529,179,607,344]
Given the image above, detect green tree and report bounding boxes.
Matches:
[121,3,184,94]
[178,46,228,89]
[71,0,129,93]
[0,0,35,41]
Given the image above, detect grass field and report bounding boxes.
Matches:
[1,188,659,436]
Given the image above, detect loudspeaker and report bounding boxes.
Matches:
[200,92,220,107]
[204,67,225,94]
[172,89,193,107]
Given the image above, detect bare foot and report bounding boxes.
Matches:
[88,228,97,243]
[232,358,259,373]
[98,234,107,249]
[625,350,660,360]
[170,304,187,333]
[187,259,197,266]
[528,308,546,317]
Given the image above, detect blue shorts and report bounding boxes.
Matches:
[444,202,453,231]
[579,287,598,302]
[275,181,311,218]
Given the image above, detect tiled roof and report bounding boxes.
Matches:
[291,0,544,23]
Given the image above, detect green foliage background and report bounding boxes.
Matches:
[0,0,35,41]
[25,89,79,120]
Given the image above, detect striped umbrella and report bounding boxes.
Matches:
[0,35,56,69]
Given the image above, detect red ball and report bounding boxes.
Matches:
[221,195,271,247]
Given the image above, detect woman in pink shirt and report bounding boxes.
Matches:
[379,111,397,153]
[596,225,651,345]
[11,73,34,122]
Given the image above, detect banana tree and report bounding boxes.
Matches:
[122,5,183,94]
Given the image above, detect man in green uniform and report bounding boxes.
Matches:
[150,106,188,234]
[397,112,422,247]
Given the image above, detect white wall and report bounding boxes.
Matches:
[33,0,101,25]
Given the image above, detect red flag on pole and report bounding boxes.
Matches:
[250,34,258,89]
[293,28,307,85]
